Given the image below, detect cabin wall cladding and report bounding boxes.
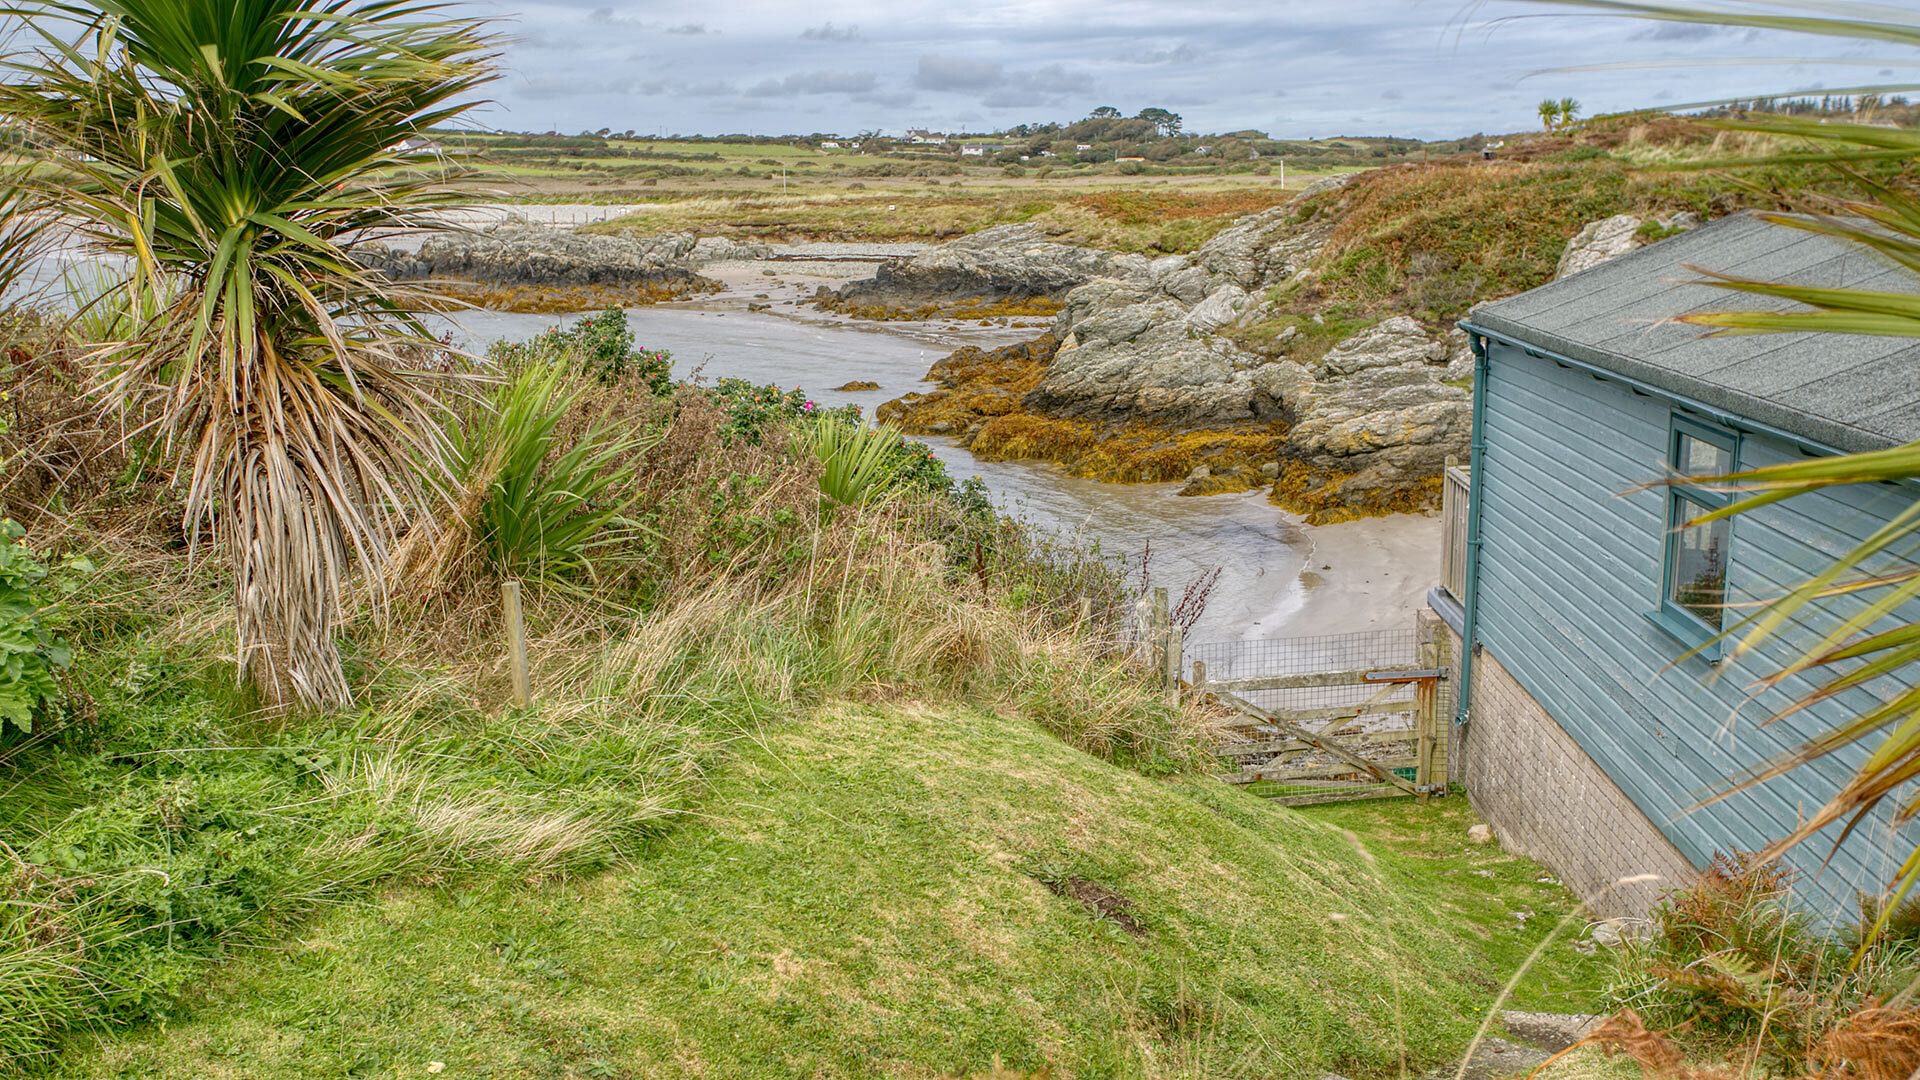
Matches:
[1441,624,1696,920]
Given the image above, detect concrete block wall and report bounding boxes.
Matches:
[1443,626,1699,920]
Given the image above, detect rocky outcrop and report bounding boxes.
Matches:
[1277,318,1472,513]
[1555,215,1643,279]
[1028,269,1302,430]
[1190,174,1353,290]
[870,177,1479,514]
[1555,211,1702,279]
[829,224,1135,311]
[362,225,754,287]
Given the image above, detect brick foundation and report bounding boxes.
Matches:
[1444,628,1699,920]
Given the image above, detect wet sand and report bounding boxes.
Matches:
[1275,513,1444,638]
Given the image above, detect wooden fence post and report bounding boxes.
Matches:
[1414,612,1438,801]
[1165,625,1183,707]
[503,579,531,709]
[1151,587,1169,673]
[1190,659,1206,701]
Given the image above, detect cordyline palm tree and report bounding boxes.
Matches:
[1556,95,1581,127]
[1538,97,1562,129]
[0,1,497,708]
[1527,0,1920,934]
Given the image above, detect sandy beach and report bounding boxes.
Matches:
[1263,511,1444,638]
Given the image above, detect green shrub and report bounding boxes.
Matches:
[447,363,655,584]
[0,521,82,736]
[797,416,910,505]
[488,308,672,391]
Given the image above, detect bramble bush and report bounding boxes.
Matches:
[489,307,673,392]
[0,520,81,736]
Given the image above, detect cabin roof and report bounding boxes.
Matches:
[1468,211,1920,454]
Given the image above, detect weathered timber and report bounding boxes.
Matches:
[1213,689,1421,796]
[1205,669,1376,692]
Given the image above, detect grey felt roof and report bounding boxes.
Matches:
[1468,211,1920,454]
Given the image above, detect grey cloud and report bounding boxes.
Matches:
[1381,89,1403,100]
[586,7,644,26]
[666,23,714,35]
[1126,43,1199,65]
[914,55,1005,91]
[852,88,917,108]
[745,70,880,97]
[674,80,740,98]
[800,22,862,42]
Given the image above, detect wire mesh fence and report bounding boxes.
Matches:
[1189,622,1453,805]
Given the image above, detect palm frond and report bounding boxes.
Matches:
[0,0,498,705]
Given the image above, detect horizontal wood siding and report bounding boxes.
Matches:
[1475,339,1917,913]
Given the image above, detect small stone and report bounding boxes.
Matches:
[1589,921,1624,948]
[1502,1011,1601,1052]
[1471,869,1495,879]
[1259,461,1280,479]
[1467,823,1494,845]
[1187,464,1211,482]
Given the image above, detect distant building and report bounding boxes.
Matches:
[1074,143,1092,152]
[906,129,948,145]
[386,136,443,157]
[1115,155,1146,162]
[819,140,841,149]
[960,145,986,157]
[1195,146,1212,155]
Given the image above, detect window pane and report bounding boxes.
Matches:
[1678,433,1732,478]
[1670,498,1730,629]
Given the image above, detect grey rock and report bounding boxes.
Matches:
[1162,265,1215,305]
[833,223,1124,308]
[1279,317,1471,507]
[1502,1011,1599,1052]
[362,225,713,287]
[1556,214,1644,279]
[690,236,776,262]
[1467,823,1495,845]
[1185,284,1252,334]
[1662,210,1703,232]
[1192,174,1354,290]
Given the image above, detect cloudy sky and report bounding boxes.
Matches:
[458,0,1910,139]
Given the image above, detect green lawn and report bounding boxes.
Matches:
[51,704,1608,1080]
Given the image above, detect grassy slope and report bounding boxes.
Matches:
[53,704,1604,1080]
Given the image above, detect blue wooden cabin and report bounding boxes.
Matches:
[1439,211,1920,919]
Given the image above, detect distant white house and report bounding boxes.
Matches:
[1195,145,1212,155]
[960,145,986,157]
[387,136,443,157]
[1074,143,1092,152]
[906,128,948,145]
[819,140,841,149]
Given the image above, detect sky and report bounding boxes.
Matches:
[458,0,1915,140]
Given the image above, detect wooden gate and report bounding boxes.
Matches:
[1187,614,1453,806]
